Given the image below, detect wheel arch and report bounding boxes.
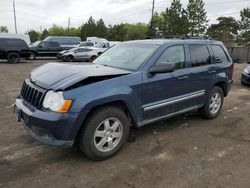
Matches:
[214,81,228,96]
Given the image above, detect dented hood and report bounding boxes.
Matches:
[30,63,131,90]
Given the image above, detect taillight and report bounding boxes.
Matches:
[229,63,234,79]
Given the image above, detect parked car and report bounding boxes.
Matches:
[241,65,250,85]
[14,38,234,160]
[29,41,63,59]
[44,36,81,45]
[58,47,99,62]
[0,38,30,63]
[0,33,31,45]
[83,41,110,55]
[44,36,81,50]
[86,37,108,45]
[78,41,94,47]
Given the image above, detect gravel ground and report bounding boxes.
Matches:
[0,59,250,188]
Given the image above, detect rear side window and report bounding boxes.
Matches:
[156,45,185,69]
[188,44,211,67]
[4,39,27,49]
[211,45,229,63]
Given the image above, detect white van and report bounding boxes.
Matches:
[0,33,31,45]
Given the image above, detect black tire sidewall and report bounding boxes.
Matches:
[67,56,73,62]
[90,56,97,61]
[7,52,20,64]
[79,106,130,160]
[29,52,36,60]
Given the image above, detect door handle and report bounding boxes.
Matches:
[178,76,189,80]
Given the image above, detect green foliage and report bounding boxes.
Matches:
[40,29,49,40]
[152,0,189,37]
[0,26,8,33]
[237,8,250,46]
[48,25,66,36]
[107,24,127,41]
[206,17,239,45]
[187,0,208,36]
[27,30,40,42]
[80,17,108,40]
[124,23,148,40]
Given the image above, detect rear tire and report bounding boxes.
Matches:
[79,106,130,161]
[7,52,20,64]
[199,86,224,119]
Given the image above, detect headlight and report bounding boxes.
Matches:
[244,68,250,75]
[42,91,72,113]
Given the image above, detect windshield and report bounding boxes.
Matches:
[33,41,41,46]
[94,43,158,71]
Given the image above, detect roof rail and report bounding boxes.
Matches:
[179,35,216,40]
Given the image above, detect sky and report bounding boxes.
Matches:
[0,0,249,34]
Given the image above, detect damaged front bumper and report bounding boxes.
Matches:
[14,98,79,147]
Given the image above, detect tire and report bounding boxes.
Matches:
[7,52,20,64]
[98,52,102,56]
[66,56,73,62]
[90,55,97,61]
[28,52,36,60]
[199,86,224,119]
[79,106,130,161]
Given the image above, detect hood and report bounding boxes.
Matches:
[30,63,131,90]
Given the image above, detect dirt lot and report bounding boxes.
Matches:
[0,59,250,188]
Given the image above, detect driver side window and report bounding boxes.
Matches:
[156,45,185,69]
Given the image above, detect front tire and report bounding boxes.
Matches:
[66,56,73,62]
[7,52,20,64]
[79,106,130,161]
[199,86,224,119]
[28,52,36,60]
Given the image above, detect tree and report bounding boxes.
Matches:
[0,26,8,33]
[206,17,239,45]
[107,24,127,41]
[237,8,250,46]
[80,17,98,40]
[157,0,189,37]
[96,19,108,38]
[124,23,148,40]
[40,29,49,40]
[27,30,40,42]
[187,0,208,36]
[48,25,65,36]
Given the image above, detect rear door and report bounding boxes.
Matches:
[185,42,213,108]
[142,44,191,123]
[47,42,61,55]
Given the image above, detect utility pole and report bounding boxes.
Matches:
[67,17,70,31]
[13,0,17,33]
[149,0,155,37]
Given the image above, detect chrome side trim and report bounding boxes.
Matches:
[138,105,200,127]
[143,90,205,112]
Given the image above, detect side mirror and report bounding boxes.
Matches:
[38,45,42,48]
[149,62,175,74]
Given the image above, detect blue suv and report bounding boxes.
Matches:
[14,38,234,160]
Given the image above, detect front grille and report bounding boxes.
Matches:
[20,79,46,109]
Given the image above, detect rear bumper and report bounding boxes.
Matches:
[14,98,80,147]
[226,80,233,95]
[241,73,250,85]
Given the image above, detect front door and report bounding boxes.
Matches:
[142,44,191,123]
